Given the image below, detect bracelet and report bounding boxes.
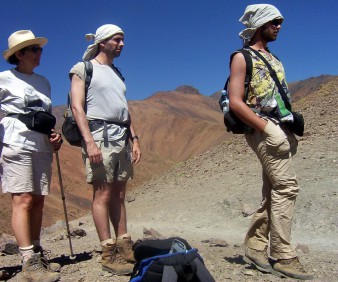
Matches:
[131,135,139,142]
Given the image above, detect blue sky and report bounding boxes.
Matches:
[1,0,337,106]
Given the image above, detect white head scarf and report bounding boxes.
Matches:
[82,24,124,61]
[239,4,283,46]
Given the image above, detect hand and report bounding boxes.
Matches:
[132,140,141,164]
[86,140,103,164]
[263,120,290,154]
[49,130,63,152]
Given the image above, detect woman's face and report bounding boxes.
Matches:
[16,44,43,69]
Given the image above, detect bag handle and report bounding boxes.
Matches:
[248,47,292,111]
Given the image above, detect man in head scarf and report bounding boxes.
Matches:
[69,24,141,275]
[227,4,313,280]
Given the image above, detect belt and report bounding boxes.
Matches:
[88,119,131,146]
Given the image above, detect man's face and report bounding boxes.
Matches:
[103,33,124,58]
[260,18,283,42]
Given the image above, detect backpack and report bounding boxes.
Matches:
[220,48,253,134]
[62,61,93,146]
[130,238,215,282]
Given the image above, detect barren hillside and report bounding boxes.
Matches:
[1,77,337,281]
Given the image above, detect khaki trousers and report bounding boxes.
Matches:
[244,124,299,259]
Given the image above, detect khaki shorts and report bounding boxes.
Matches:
[0,143,52,195]
[82,140,133,184]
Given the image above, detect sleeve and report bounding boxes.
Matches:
[0,72,7,102]
[69,62,86,82]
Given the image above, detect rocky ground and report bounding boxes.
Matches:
[1,79,338,281]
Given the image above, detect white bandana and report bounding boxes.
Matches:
[239,4,283,46]
[82,24,124,61]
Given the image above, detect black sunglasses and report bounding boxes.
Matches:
[22,46,43,53]
[270,19,283,27]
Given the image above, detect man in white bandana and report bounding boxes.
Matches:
[228,4,313,280]
[69,24,141,275]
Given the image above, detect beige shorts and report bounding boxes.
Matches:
[82,140,133,184]
[0,143,52,195]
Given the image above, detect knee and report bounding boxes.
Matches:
[12,194,34,211]
[274,181,299,199]
[93,194,110,206]
[111,181,126,201]
[111,192,125,204]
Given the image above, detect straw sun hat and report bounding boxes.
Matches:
[2,30,48,61]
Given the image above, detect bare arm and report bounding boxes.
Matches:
[128,117,141,164]
[229,53,267,132]
[70,74,102,164]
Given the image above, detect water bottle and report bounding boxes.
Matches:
[219,89,229,113]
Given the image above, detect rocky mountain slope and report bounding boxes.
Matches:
[1,78,338,281]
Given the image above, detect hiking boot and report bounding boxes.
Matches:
[244,247,272,273]
[102,243,134,275]
[22,253,61,282]
[34,246,61,272]
[116,234,136,262]
[272,257,314,280]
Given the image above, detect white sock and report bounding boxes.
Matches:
[19,245,34,263]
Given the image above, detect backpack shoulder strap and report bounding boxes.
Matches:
[231,48,252,88]
[240,48,252,87]
[80,60,93,112]
[83,60,93,93]
[111,64,125,82]
[229,48,252,77]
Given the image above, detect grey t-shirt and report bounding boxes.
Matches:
[70,62,129,141]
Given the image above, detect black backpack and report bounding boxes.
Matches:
[130,238,215,282]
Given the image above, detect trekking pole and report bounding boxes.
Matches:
[55,151,75,259]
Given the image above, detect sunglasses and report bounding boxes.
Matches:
[270,19,283,27]
[22,46,43,53]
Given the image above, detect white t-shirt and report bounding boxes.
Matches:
[69,62,129,141]
[0,69,53,152]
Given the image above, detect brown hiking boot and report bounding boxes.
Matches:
[101,243,134,275]
[273,257,314,280]
[116,234,136,262]
[244,247,272,273]
[34,246,61,272]
[22,253,61,282]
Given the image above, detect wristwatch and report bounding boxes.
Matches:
[131,135,139,142]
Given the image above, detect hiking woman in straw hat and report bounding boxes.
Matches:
[0,30,62,282]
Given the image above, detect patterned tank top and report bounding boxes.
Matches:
[246,48,293,121]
